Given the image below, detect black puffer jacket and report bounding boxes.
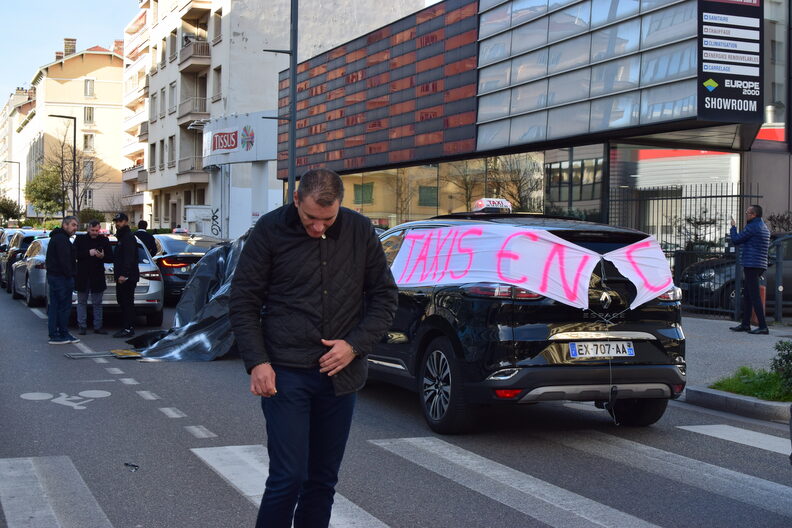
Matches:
[229,203,398,395]
[113,225,139,282]
[45,228,76,278]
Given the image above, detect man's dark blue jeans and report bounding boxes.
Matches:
[256,365,356,528]
[47,275,74,340]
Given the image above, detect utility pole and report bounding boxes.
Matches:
[49,114,77,216]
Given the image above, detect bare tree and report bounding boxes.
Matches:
[487,154,544,212]
[105,192,136,217]
[441,160,482,210]
[43,127,114,214]
[386,168,416,225]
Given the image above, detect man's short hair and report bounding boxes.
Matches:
[138,220,148,229]
[296,168,344,207]
[62,215,78,226]
[88,220,101,228]
[750,204,763,217]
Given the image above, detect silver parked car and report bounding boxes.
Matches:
[10,237,49,306]
[71,237,165,326]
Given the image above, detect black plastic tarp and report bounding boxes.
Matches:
[133,232,247,361]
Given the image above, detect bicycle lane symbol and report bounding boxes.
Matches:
[20,390,111,410]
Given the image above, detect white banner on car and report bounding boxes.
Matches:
[389,225,673,311]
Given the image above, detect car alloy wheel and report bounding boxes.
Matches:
[423,349,451,421]
[25,277,36,307]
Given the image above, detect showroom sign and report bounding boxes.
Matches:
[202,112,277,166]
[698,0,764,122]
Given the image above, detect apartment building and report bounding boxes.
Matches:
[0,88,33,206]
[142,0,425,235]
[121,6,153,223]
[14,39,126,219]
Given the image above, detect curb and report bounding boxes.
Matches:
[683,386,791,423]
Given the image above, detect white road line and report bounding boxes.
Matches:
[159,407,187,418]
[136,391,160,400]
[93,358,109,364]
[185,425,218,439]
[191,445,389,528]
[105,367,124,375]
[30,308,47,319]
[119,378,139,385]
[0,456,113,528]
[540,430,792,518]
[371,437,659,528]
[73,341,94,355]
[678,424,791,455]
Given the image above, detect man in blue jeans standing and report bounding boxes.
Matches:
[230,169,398,528]
[730,204,771,334]
[46,216,80,345]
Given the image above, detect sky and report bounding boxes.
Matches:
[0,0,140,101]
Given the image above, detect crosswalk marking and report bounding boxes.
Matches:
[191,445,390,528]
[371,437,660,528]
[0,456,112,528]
[677,424,791,455]
[185,425,217,438]
[159,407,187,418]
[540,430,792,518]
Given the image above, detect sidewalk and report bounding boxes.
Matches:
[681,316,791,422]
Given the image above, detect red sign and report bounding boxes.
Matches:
[212,131,238,151]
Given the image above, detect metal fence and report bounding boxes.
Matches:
[610,182,762,318]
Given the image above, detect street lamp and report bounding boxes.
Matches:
[1,160,21,211]
[49,114,77,216]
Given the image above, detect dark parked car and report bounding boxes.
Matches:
[370,213,685,434]
[679,234,792,312]
[152,234,227,301]
[10,237,49,306]
[0,230,48,292]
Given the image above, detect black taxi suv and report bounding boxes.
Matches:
[370,211,685,434]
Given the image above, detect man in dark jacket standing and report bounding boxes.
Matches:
[135,220,157,256]
[74,220,112,335]
[230,169,398,528]
[730,204,771,334]
[46,216,79,345]
[112,212,139,338]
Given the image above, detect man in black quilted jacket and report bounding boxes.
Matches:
[230,168,397,528]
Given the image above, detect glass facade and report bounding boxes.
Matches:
[476,0,699,149]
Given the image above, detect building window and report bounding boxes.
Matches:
[153,194,159,220]
[85,189,93,208]
[83,159,94,180]
[418,186,438,207]
[160,88,166,117]
[168,82,176,113]
[84,106,94,124]
[196,187,205,205]
[83,134,95,152]
[212,66,222,102]
[169,30,178,61]
[167,135,175,166]
[149,144,156,171]
[159,139,165,169]
[150,93,158,121]
[84,79,95,97]
[213,10,223,44]
[354,183,374,204]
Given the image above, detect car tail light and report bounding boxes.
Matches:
[140,271,161,281]
[159,257,189,268]
[462,283,543,300]
[657,286,682,301]
[494,389,522,399]
[34,263,45,270]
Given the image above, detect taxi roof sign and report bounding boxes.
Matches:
[471,198,512,213]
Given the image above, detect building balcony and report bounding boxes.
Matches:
[177,97,209,126]
[124,109,146,133]
[123,76,148,107]
[122,166,148,184]
[138,121,149,141]
[123,192,145,207]
[177,156,209,183]
[179,40,210,72]
[139,0,150,8]
[122,138,145,158]
[180,0,212,18]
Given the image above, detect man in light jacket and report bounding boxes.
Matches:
[730,204,771,334]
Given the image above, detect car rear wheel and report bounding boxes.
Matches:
[419,336,473,434]
[607,398,668,426]
[25,277,39,307]
[146,309,164,327]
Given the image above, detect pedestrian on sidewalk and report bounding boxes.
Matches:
[112,212,139,338]
[45,216,79,345]
[230,168,398,528]
[134,220,157,257]
[74,220,112,335]
[730,204,771,334]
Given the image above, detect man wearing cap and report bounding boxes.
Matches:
[112,213,139,338]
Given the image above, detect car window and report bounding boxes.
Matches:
[160,237,217,254]
[20,236,35,252]
[109,241,153,264]
[381,230,405,267]
[25,242,40,258]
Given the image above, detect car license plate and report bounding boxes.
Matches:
[569,341,634,358]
